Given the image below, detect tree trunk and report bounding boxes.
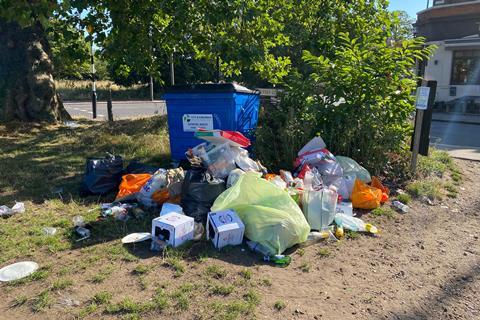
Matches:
[0,20,71,122]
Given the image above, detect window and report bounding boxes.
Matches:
[451,50,480,85]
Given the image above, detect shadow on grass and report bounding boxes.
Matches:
[0,116,170,205]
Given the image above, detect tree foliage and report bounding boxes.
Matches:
[255,0,435,173]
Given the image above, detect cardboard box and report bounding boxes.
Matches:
[151,212,194,247]
[207,210,245,249]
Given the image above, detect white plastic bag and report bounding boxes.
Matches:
[302,189,338,231]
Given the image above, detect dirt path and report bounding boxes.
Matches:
[256,159,480,320]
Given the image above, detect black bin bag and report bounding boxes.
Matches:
[79,154,124,196]
[181,168,226,224]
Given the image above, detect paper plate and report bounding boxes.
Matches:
[0,261,39,282]
[121,232,151,244]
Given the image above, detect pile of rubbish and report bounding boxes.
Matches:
[74,130,403,267]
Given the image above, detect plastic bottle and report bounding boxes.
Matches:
[392,200,409,213]
[246,241,291,267]
[334,213,378,234]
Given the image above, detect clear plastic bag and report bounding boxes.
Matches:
[302,189,338,231]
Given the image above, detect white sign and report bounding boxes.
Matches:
[257,88,279,97]
[182,114,213,132]
[415,87,430,110]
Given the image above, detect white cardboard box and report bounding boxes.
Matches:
[151,212,194,247]
[207,210,245,249]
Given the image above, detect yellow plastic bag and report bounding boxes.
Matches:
[211,172,310,255]
[351,178,382,209]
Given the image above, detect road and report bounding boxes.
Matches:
[430,121,480,148]
[64,100,166,119]
[64,101,480,159]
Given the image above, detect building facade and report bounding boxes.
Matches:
[416,0,480,113]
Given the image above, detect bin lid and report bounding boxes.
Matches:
[165,82,258,94]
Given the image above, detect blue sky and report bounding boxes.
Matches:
[388,0,429,18]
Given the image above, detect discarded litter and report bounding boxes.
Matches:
[43,227,57,236]
[302,188,338,231]
[207,210,245,249]
[121,232,152,244]
[351,178,382,209]
[75,226,91,241]
[151,212,194,248]
[0,202,25,217]
[211,172,310,255]
[79,154,124,196]
[0,261,39,282]
[334,213,378,234]
[72,130,393,266]
[392,200,409,214]
[72,215,85,227]
[160,203,184,217]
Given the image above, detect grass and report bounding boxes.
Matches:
[396,193,412,205]
[32,290,52,312]
[274,300,286,311]
[92,291,113,305]
[55,80,156,101]
[444,182,459,198]
[210,284,235,296]
[10,295,28,308]
[317,248,331,258]
[409,148,463,200]
[78,303,98,318]
[239,268,252,280]
[164,257,186,277]
[0,117,170,265]
[132,264,152,275]
[90,266,114,283]
[406,179,443,200]
[51,278,73,290]
[299,262,310,272]
[296,248,305,257]
[261,278,272,286]
[371,207,396,219]
[205,264,227,279]
[345,230,359,240]
[8,269,50,286]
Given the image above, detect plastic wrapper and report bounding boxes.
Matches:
[227,168,245,188]
[336,156,371,183]
[211,172,310,255]
[230,147,260,172]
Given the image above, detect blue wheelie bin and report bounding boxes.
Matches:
[163,83,260,160]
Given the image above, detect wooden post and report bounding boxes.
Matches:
[411,80,434,172]
[411,110,424,172]
[107,89,113,122]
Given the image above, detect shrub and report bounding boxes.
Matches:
[255,3,434,174]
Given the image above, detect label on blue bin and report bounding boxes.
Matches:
[182,114,214,132]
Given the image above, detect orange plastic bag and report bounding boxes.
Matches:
[116,174,152,199]
[371,176,389,203]
[351,178,382,209]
